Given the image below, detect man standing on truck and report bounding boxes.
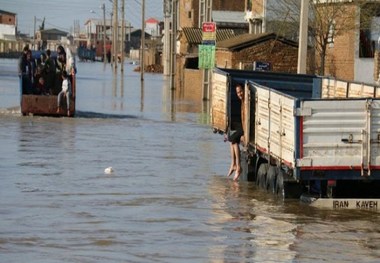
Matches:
[227,83,245,181]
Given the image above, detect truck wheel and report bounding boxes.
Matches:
[256,163,268,189]
[266,166,277,193]
[276,170,284,199]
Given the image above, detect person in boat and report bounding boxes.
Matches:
[18,45,29,76]
[35,76,48,95]
[56,45,66,72]
[21,49,37,94]
[56,70,72,116]
[54,45,67,95]
[226,83,245,181]
[43,49,56,95]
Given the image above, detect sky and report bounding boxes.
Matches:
[1,0,163,35]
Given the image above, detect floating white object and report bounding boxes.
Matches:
[104,167,114,174]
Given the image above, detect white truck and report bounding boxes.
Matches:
[211,68,380,209]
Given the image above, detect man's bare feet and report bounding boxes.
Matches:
[56,107,61,113]
[67,110,71,117]
[233,169,241,181]
[227,166,236,177]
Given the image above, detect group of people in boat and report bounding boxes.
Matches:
[18,45,76,116]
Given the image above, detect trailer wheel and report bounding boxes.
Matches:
[256,163,268,189]
[266,166,277,193]
[275,170,284,199]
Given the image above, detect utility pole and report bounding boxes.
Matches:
[141,0,145,81]
[297,0,309,74]
[113,0,118,71]
[33,16,36,50]
[121,0,125,72]
[170,0,178,89]
[163,0,171,76]
[110,11,114,65]
[200,0,212,100]
[102,3,106,65]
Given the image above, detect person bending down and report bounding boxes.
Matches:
[56,70,72,116]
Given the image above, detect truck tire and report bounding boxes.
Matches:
[276,170,284,199]
[266,166,277,193]
[256,163,269,189]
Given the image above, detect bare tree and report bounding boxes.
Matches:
[264,0,377,75]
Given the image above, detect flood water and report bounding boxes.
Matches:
[1,59,380,263]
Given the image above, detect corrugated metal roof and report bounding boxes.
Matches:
[217,33,298,51]
[182,27,235,45]
[212,11,245,24]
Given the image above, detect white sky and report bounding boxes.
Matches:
[0,0,163,35]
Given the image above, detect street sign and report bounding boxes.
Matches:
[202,22,216,43]
[253,61,271,71]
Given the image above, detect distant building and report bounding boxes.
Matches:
[212,10,247,34]
[145,18,160,38]
[36,28,68,41]
[0,9,16,41]
[215,32,313,73]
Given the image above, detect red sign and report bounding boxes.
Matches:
[202,22,216,43]
[202,22,216,33]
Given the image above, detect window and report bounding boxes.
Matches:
[359,3,380,58]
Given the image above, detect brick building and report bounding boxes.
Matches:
[0,9,16,41]
[179,0,246,29]
[322,2,380,83]
[215,32,313,74]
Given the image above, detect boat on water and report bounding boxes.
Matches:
[19,48,76,117]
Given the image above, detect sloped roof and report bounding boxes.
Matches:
[0,10,16,16]
[217,32,298,51]
[40,28,68,35]
[182,27,235,45]
[146,18,159,24]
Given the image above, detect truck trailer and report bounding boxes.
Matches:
[211,68,380,209]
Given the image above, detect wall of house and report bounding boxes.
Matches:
[213,0,245,12]
[0,24,16,39]
[0,13,16,25]
[216,40,300,73]
[215,49,233,68]
[374,51,380,83]
[323,5,357,81]
[355,58,375,83]
[249,0,264,14]
[175,55,203,102]
[179,0,199,28]
[182,69,203,101]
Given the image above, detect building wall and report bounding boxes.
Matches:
[179,0,245,29]
[215,50,233,68]
[179,0,199,28]
[213,0,245,12]
[0,13,16,25]
[324,5,356,80]
[248,0,264,14]
[182,68,203,101]
[374,51,380,82]
[216,40,300,73]
[0,24,16,39]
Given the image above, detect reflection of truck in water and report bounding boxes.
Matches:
[211,68,380,209]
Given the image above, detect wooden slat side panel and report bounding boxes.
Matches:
[211,72,228,132]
